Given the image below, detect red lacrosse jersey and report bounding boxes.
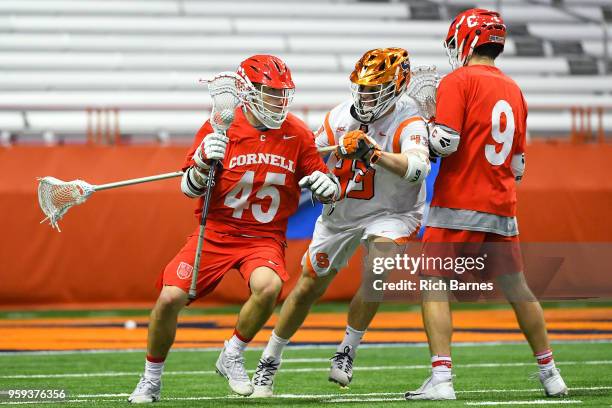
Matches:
[183,108,328,242]
[432,65,527,217]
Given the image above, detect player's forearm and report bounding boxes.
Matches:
[376,152,408,177]
[377,150,430,184]
[180,166,209,198]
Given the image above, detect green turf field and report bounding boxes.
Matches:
[1,342,610,407]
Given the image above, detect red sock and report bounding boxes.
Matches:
[146,355,165,364]
[232,328,252,343]
[227,329,251,354]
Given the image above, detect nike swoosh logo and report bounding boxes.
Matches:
[283,135,297,140]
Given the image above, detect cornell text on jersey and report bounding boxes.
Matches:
[228,153,296,173]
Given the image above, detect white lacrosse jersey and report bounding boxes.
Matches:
[314,96,429,230]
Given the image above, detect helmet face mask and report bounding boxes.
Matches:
[349,47,410,123]
[350,81,397,123]
[445,8,506,70]
[243,81,295,129]
[237,55,295,129]
[444,36,461,71]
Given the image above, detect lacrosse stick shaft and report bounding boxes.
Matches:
[318,145,337,153]
[188,160,217,300]
[93,171,184,192]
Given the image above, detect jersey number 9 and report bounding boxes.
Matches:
[485,99,515,166]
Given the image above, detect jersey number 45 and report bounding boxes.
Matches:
[224,171,285,223]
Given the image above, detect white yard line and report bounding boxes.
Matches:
[2,360,611,380]
[13,387,612,401]
[283,357,330,363]
[0,400,89,405]
[74,393,129,398]
[465,400,582,406]
[1,339,610,356]
[325,397,405,402]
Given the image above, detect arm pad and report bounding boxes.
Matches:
[511,153,525,184]
[181,167,208,198]
[403,150,430,183]
[429,124,460,157]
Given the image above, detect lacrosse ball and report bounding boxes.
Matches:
[124,320,137,330]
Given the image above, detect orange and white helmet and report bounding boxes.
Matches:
[350,48,411,123]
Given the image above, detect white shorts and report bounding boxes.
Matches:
[302,214,420,277]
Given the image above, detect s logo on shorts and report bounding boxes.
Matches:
[176,262,193,280]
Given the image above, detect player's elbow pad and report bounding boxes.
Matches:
[181,167,207,198]
[511,153,525,184]
[403,150,430,184]
[429,124,460,157]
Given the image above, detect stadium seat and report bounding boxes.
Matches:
[0,0,608,142]
[0,33,287,53]
[183,1,410,19]
[1,15,233,34]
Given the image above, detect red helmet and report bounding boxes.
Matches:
[444,8,506,70]
[237,55,295,129]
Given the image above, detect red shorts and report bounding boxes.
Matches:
[157,228,288,300]
[421,227,523,280]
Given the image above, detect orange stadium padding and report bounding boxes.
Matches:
[1,141,611,307]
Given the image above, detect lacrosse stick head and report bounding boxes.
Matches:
[37,177,95,231]
[407,65,440,120]
[200,71,246,133]
[236,55,295,129]
[349,47,411,123]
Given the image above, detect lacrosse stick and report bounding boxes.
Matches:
[189,71,244,300]
[318,145,337,154]
[37,141,334,232]
[38,171,184,231]
[407,65,440,120]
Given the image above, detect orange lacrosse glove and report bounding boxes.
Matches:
[337,130,382,164]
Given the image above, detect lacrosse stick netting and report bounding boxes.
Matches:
[38,177,95,231]
[200,72,246,132]
[37,171,184,231]
[407,65,440,120]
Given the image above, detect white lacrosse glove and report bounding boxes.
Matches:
[299,171,340,204]
[194,132,229,167]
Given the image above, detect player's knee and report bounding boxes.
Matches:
[250,268,282,302]
[293,275,328,304]
[254,281,282,304]
[155,286,188,314]
[496,272,536,301]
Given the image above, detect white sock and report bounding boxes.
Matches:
[263,331,289,360]
[431,355,452,384]
[535,349,556,373]
[227,334,249,355]
[144,359,164,383]
[338,325,365,352]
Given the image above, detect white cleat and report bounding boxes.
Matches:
[540,368,569,397]
[251,355,281,397]
[329,345,355,387]
[405,375,456,400]
[128,376,161,404]
[215,341,254,396]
